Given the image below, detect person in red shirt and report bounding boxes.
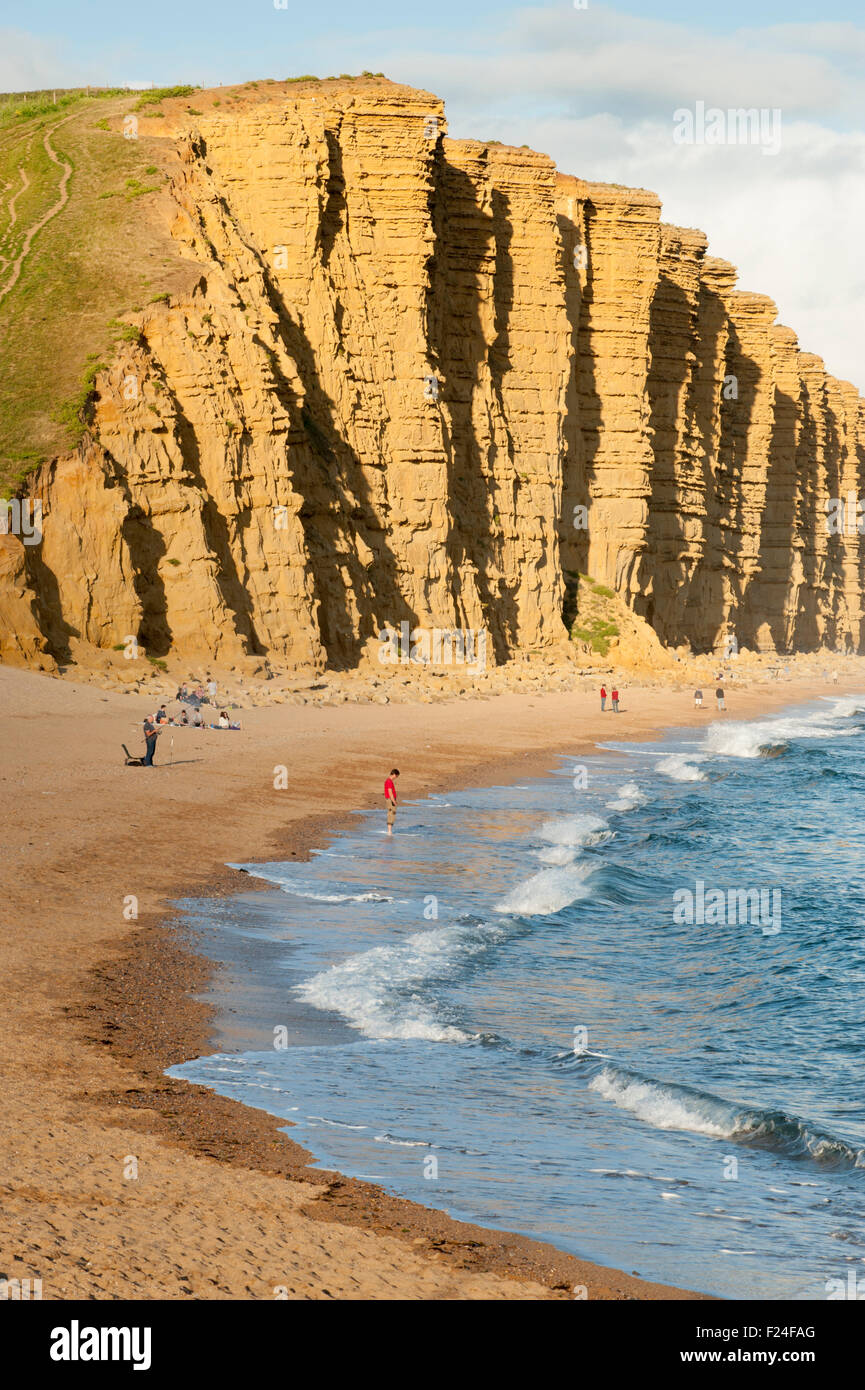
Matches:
[611,687,620,713]
[600,685,607,711]
[384,768,400,834]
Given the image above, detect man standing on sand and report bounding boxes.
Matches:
[384,768,400,835]
[143,714,160,767]
[611,686,620,713]
[716,686,726,712]
[600,684,607,712]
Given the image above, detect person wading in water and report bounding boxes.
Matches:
[385,768,400,835]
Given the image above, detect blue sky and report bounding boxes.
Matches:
[3,1,864,388]
[3,1,864,95]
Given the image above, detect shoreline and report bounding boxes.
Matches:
[81,741,706,1300]
[4,660,862,1299]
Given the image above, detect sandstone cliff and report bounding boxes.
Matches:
[2,80,863,672]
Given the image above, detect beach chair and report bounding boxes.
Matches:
[122,743,145,767]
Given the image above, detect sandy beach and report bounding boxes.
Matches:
[3,656,862,1300]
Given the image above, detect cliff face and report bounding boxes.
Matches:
[2,81,864,671]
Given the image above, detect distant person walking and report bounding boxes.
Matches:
[143,714,160,767]
[716,686,726,711]
[694,689,703,709]
[384,768,400,835]
[600,685,607,712]
[206,674,218,704]
[611,687,620,713]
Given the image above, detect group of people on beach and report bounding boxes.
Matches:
[176,676,219,707]
[138,674,242,765]
[600,680,730,716]
[694,675,727,711]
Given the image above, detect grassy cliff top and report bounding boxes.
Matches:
[0,87,197,492]
[0,74,411,494]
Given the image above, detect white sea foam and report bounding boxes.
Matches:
[589,1068,732,1137]
[278,884,392,906]
[297,915,509,1043]
[656,754,706,782]
[538,812,611,847]
[535,844,578,865]
[307,1116,368,1130]
[821,696,865,718]
[704,703,863,760]
[704,720,789,759]
[589,1066,865,1167]
[495,861,597,916]
[607,781,647,811]
[374,1133,430,1147]
[228,863,393,903]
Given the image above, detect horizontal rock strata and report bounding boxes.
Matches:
[2,84,864,669]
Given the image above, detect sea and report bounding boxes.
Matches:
[169,695,865,1299]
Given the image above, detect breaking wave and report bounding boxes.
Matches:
[538,813,612,847]
[656,754,706,782]
[495,861,598,916]
[607,781,647,811]
[589,1065,865,1169]
[296,913,512,1043]
[705,701,865,761]
[532,812,612,865]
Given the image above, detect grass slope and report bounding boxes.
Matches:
[0,88,191,493]
[0,74,412,496]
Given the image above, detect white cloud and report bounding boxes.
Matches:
[521,115,865,389]
[380,7,861,121]
[348,6,865,389]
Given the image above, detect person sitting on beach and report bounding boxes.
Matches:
[207,710,242,730]
[385,768,399,835]
[694,689,703,708]
[155,704,169,725]
[179,708,189,726]
[191,707,203,727]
